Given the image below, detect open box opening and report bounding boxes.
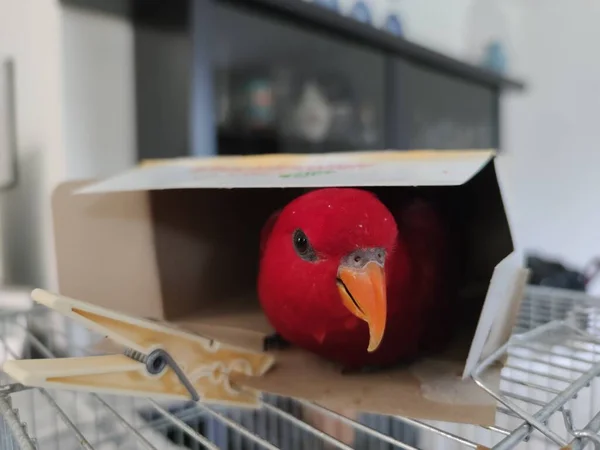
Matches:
[50,150,528,425]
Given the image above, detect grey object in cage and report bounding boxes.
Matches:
[4,285,600,449]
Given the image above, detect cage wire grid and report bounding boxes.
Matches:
[3,286,600,449]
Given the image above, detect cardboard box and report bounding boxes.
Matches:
[50,149,527,425]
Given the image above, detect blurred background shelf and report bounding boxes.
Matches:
[220,0,524,91]
[60,0,525,162]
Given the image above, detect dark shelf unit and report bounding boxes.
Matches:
[60,0,526,160]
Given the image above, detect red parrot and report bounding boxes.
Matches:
[258,187,456,372]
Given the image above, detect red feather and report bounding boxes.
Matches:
[257,188,455,370]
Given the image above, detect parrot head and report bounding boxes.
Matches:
[258,188,404,353]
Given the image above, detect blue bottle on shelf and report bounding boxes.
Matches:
[350,1,372,24]
[384,13,404,37]
[482,41,507,74]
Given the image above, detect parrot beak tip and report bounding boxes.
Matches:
[367,327,384,352]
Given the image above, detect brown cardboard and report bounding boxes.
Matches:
[50,150,527,425]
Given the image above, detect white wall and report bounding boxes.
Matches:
[0,0,65,289]
[61,7,136,180]
[0,2,136,291]
[498,1,600,276]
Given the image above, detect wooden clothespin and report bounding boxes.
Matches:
[2,289,275,407]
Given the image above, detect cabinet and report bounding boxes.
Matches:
[126,0,523,160]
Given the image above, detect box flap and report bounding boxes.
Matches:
[462,253,528,378]
[76,150,495,193]
[479,267,530,363]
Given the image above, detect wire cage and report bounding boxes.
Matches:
[3,285,600,450]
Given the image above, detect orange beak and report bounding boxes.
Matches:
[337,261,387,352]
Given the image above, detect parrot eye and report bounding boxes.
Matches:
[292,229,317,262]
